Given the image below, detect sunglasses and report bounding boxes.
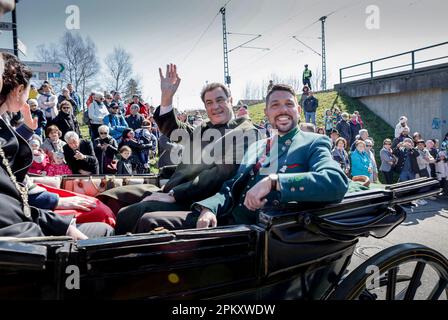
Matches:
[99,132,108,135]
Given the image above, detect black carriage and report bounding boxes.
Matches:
[0,177,447,300]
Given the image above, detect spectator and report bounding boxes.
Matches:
[157,134,183,169]
[393,138,419,182]
[63,131,99,175]
[28,98,46,138]
[316,127,325,135]
[103,102,128,141]
[395,116,409,138]
[50,100,81,138]
[237,105,249,118]
[94,125,118,174]
[350,129,369,152]
[126,95,148,117]
[331,106,342,129]
[193,115,204,127]
[117,146,134,175]
[392,126,412,149]
[28,139,50,176]
[41,125,66,157]
[67,83,81,113]
[29,84,39,100]
[324,109,333,135]
[300,122,316,133]
[365,139,379,183]
[426,139,438,178]
[380,138,396,185]
[86,92,96,108]
[349,113,362,145]
[118,128,153,174]
[112,91,126,115]
[135,120,158,169]
[330,129,340,149]
[37,83,58,123]
[299,86,309,109]
[350,140,372,179]
[415,140,434,178]
[435,151,448,196]
[126,104,145,130]
[332,137,350,176]
[177,111,188,123]
[336,112,351,147]
[302,64,312,90]
[46,151,72,177]
[413,132,423,145]
[303,91,318,125]
[267,80,274,95]
[57,88,78,115]
[353,111,364,129]
[88,92,110,141]
[104,93,113,109]
[441,133,448,152]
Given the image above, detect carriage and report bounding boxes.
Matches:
[0,176,447,300]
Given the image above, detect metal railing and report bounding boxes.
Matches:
[339,41,448,84]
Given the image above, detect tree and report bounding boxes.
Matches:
[104,47,133,93]
[35,32,101,106]
[125,77,143,100]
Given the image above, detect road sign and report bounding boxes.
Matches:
[38,72,48,81]
[0,22,13,31]
[18,39,27,56]
[48,73,62,79]
[24,61,65,73]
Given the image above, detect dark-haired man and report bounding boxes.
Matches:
[98,64,261,234]
[136,84,349,232]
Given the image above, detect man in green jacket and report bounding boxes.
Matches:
[136,84,349,232]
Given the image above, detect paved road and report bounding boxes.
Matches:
[346,196,448,300]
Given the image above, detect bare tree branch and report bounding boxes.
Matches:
[105,47,133,93]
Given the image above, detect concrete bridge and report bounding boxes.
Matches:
[335,42,448,141]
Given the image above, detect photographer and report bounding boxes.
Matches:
[393,138,419,182]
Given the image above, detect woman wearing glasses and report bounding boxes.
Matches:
[380,139,396,185]
[94,125,118,174]
[49,100,81,138]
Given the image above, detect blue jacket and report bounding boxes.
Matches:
[103,114,129,140]
[350,150,372,177]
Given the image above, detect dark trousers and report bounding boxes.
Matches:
[90,124,101,141]
[136,211,200,233]
[419,169,430,178]
[303,78,312,90]
[77,223,115,238]
[381,170,395,185]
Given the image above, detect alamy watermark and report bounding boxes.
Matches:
[366,5,381,30]
[66,5,80,30]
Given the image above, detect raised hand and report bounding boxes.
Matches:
[159,64,181,107]
[20,103,38,130]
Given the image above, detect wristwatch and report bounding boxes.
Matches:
[268,174,279,191]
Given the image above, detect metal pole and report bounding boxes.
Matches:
[11,0,18,57]
[220,7,231,87]
[320,16,327,91]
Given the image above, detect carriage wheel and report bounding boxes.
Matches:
[329,243,448,300]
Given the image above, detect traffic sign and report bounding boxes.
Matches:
[48,73,62,79]
[24,61,65,73]
[0,22,13,31]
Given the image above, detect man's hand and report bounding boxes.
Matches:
[66,225,88,240]
[141,192,176,204]
[244,177,272,212]
[56,196,97,212]
[74,151,86,160]
[159,64,181,107]
[20,103,38,130]
[196,209,217,229]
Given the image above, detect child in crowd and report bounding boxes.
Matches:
[29,139,50,176]
[135,120,157,169]
[117,146,134,175]
[46,152,72,176]
[436,151,448,196]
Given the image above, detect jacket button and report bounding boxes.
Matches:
[290,187,296,192]
[273,200,280,207]
[300,187,305,192]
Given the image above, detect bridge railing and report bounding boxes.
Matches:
[339,41,448,84]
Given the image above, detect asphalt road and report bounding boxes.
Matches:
[346,196,448,300]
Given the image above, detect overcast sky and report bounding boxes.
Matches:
[0,0,447,109]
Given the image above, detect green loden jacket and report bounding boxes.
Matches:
[153,107,261,205]
[194,127,350,225]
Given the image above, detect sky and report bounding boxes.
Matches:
[0,0,447,110]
